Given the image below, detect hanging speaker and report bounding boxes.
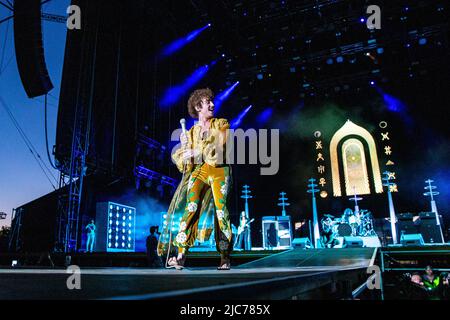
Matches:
[14,0,53,98]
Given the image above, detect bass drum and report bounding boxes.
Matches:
[337,223,352,237]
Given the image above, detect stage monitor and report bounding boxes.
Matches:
[343,236,364,248]
[292,238,311,249]
[397,213,414,221]
[400,234,424,246]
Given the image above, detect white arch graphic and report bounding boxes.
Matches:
[330,120,383,196]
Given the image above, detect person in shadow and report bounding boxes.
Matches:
[146,226,162,268]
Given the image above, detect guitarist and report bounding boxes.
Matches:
[235,211,252,250]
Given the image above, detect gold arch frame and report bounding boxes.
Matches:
[330,120,383,196]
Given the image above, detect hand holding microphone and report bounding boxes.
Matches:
[180,118,189,147]
[180,118,194,164]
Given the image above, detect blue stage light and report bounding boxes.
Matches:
[370,81,375,86]
[161,24,211,57]
[336,56,344,63]
[231,105,253,128]
[160,64,211,108]
[419,38,427,45]
[214,81,240,113]
[257,74,263,80]
[256,108,273,125]
[326,58,333,65]
[382,93,406,112]
[360,17,365,23]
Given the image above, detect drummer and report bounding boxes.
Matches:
[342,208,354,224]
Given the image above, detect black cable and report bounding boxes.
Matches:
[3,98,58,187]
[44,94,58,170]
[0,97,58,188]
[0,18,10,72]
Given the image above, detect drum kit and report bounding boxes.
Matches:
[321,209,377,238]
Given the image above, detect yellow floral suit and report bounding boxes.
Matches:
[159,118,233,257]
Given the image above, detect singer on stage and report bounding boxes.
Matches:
[158,88,233,270]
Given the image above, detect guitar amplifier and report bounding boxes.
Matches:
[419,212,436,220]
[397,213,414,221]
[262,216,292,249]
[418,212,444,243]
[420,224,444,243]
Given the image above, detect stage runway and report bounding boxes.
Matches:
[0,248,376,300]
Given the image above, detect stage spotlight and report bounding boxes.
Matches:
[370,81,375,86]
[377,48,384,54]
[230,105,253,128]
[214,81,240,112]
[336,56,344,63]
[256,108,273,125]
[419,38,427,45]
[326,58,333,65]
[257,74,263,80]
[360,17,365,23]
[160,64,211,108]
[161,23,211,57]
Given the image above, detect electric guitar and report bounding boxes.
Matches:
[237,218,254,235]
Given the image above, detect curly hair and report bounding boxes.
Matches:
[187,88,214,118]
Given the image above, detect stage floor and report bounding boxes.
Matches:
[0,248,377,300]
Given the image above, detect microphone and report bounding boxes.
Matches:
[180,118,186,134]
